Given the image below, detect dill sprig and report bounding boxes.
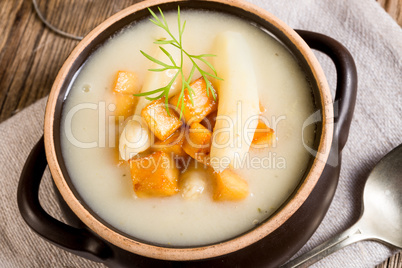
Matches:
[135,6,222,117]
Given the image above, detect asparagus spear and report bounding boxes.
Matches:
[210,31,260,172]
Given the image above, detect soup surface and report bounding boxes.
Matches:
[60,10,316,246]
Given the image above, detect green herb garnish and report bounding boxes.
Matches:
[135,6,222,117]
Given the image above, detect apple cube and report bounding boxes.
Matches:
[169,77,217,123]
[182,123,212,163]
[152,129,187,157]
[129,151,179,197]
[141,98,183,141]
[212,169,249,201]
[251,119,275,148]
[113,71,140,95]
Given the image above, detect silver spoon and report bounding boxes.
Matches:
[283,144,402,267]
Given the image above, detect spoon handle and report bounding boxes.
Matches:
[282,222,368,267]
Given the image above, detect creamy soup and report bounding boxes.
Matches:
[60,10,316,246]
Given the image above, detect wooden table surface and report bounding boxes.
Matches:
[0,0,401,267]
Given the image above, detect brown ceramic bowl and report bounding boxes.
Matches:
[18,0,357,266]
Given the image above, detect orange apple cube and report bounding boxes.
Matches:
[129,151,179,197]
[169,77,217,123]
[113,71,140,95]
[152,129,187,157]
[112,71,140,120]
[251,119,275,148]
[212,169,249,201]
[182,123,212,162]
[113,93,136,120]
[141,98,183,141]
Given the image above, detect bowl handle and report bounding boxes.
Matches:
[296,30,357,151]
[17,136,113,263]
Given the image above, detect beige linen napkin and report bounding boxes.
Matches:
[1,0,401,267]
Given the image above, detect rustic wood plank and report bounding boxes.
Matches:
[378,0,402,26]
[0,0,140,122]
[377,251,402,268]
[0,0,48,118]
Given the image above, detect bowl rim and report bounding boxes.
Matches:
[44,0,333,261]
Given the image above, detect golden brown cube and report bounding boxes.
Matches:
[129,151,179,197]
[142,98,183,141]
[112,71,140,120]
[182,123,212,162]
[251,119,275,148]
[113,71,140,95]
[169,77,218,123]
[152,129,187,157]
[113,93,136,120]
[212,169,249,201]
